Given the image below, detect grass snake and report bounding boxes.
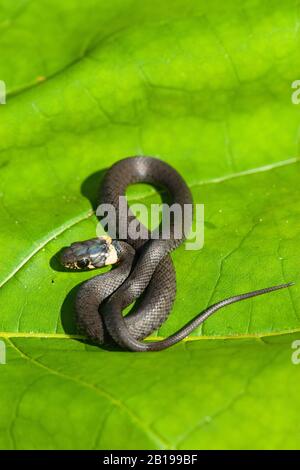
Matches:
[60,156,293,351]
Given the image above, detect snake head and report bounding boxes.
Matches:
[59,235,119,270]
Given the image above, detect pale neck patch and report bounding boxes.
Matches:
[105,244,118,265]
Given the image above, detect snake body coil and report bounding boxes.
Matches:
[60,156,292,352]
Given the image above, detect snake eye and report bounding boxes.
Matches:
[77,258,89,269]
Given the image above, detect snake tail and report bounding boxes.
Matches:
[106,282,293,352]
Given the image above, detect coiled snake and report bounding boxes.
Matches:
[60,156,292,351]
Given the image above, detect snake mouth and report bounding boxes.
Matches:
[59,235,119,270]
[62,261,94,270]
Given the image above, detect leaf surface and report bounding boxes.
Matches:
[0,0,299,449]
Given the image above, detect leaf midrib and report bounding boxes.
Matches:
[1,328,300,341]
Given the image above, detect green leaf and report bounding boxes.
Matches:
[0,0,299,449]
[1,334,300,449]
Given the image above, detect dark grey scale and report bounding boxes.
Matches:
[88,240,112,267]
[71,244,88,256]
[60,156,293,352]
[91,253,107,268]
[86,238,101,247]
[88,244,103,256]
